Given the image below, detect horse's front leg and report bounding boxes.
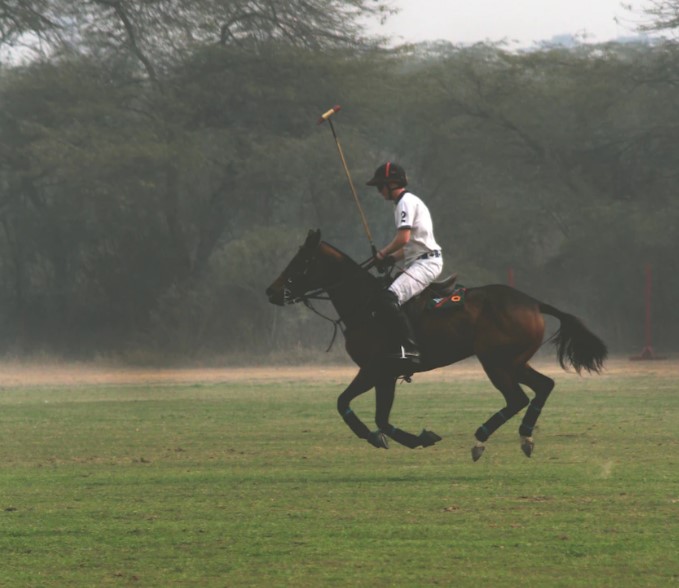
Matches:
[337,368,387,448]
[375,377,443,449]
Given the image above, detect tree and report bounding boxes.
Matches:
[633,0,679,35]
[2,9,679,358]
[2,1,394,74]
[0,1,60,48]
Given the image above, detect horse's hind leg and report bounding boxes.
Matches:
[517,364,555,457]
[473,358,530,461]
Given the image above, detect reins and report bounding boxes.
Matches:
[302,299,343,352]
[294,255,378,352]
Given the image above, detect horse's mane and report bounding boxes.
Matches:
[319,241,365,270]
[319,241,380,289]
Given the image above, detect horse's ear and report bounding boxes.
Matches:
[305,229,321,247]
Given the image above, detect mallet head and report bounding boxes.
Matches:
[318,105,342,125]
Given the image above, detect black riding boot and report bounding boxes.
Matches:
[376,290,421,368]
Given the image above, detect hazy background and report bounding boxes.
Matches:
[0,0,676,364]
[370,0,652,46]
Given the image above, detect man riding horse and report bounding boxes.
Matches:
[266,228,606,459]
[369,162,444,370]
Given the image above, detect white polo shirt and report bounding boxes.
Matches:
[394,191,441,265]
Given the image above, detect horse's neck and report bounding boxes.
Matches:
[322,262,377,327]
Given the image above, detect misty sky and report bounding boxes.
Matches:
[370,0,653,46]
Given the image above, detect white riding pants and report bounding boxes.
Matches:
[388,257,443,305]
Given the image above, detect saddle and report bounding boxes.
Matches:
[404,273,467,319]
[428,273,458,298]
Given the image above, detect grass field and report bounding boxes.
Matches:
[0,359,677,587]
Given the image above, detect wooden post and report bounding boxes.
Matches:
[630,263,664,360]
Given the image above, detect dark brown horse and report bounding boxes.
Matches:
[265,230,607,460]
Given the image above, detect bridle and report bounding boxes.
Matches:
[282,247,377,304]
[281,251,327,305]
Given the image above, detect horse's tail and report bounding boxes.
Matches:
[539,303,607,374]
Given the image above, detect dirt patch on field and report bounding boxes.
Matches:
[0,357,676,388]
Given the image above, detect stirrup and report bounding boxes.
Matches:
[389,346,421,365]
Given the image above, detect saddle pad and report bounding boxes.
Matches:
[427,286,467,311]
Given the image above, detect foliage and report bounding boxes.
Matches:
[0,4,677,358]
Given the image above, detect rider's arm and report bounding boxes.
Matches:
[377,228,410,259]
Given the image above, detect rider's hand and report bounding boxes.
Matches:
[374,253,396,273]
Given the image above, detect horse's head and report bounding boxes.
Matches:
[266,229,332,306]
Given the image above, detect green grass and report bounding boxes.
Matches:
[0,366,678,587]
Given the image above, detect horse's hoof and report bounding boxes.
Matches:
[368,430,389,449]
[521,436,534,458]
[419,429,442,448]
[471,443,485,462]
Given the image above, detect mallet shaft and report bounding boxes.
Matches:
[328,118,375,246]
[318,105,376,254]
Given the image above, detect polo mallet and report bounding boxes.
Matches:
[318,105,377,257]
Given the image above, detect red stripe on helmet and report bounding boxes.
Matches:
[385,161,391,178]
